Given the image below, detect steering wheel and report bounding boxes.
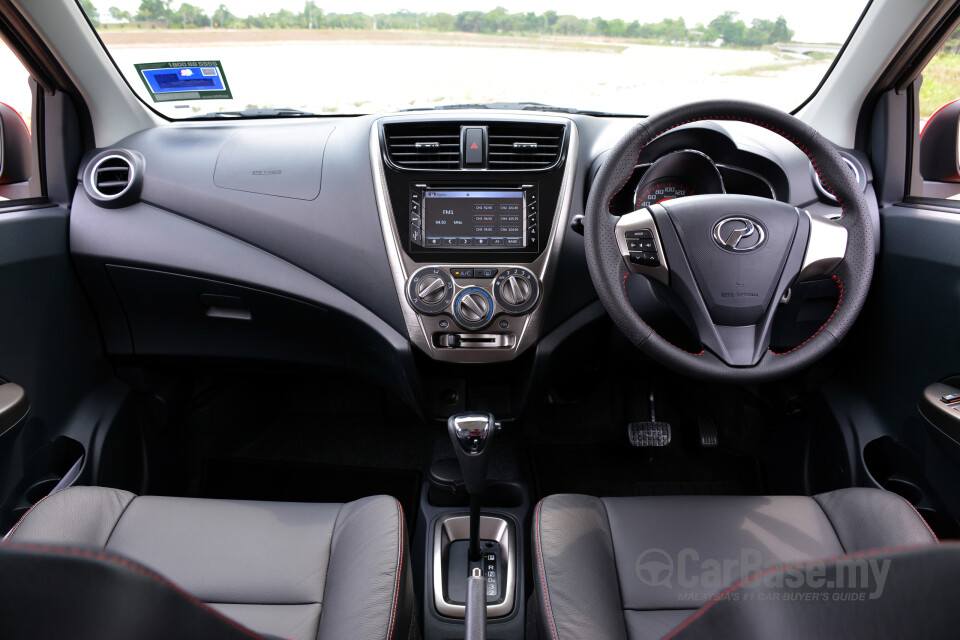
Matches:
[585,100,874,383]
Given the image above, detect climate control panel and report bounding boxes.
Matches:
[407,266,541,344]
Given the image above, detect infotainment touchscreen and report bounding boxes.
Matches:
[421,190,525,248]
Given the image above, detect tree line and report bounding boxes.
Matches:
[80,1,795,47]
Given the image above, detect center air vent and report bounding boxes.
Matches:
[384,123,461,170]
[487,123,564,170]
[82,149,144,208]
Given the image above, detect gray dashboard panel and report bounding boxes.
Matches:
[78,116,406,335]
[213,126,332,200]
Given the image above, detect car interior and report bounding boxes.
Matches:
[2,0,960,638]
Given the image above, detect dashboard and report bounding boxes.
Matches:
[68,111,876,416]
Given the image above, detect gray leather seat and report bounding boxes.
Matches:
[533,488,940,640]
[2,486,413,640]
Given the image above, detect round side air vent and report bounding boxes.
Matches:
[82,149,144,208]
[91,155,133,198]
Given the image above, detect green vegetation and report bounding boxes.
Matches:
[920,53,960,118]
[84,2,794,47]
[722,54,834,78]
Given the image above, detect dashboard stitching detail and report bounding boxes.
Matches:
[0,542,268,639]
[770,275,843,355]
[606,114,850,361]
[622,273,704,356]
[534,499,560,640]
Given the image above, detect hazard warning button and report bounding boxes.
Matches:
[463,126,485,166]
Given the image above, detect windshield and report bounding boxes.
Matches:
[79,1,867,119]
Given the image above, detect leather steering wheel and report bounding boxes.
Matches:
[584,100,874,383]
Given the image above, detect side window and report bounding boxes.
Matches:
[915,27,960,200]
[0,37,37,203]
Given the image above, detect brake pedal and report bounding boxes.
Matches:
[698,415,718,448]
[629,391,672,447]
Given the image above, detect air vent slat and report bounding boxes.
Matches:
[384,122,463,169]
[383,121,565,171]
[485,123,564,170]
[91,155,135,198]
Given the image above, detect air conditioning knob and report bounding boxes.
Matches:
[408,268,454,314]
[494,267,540,314]
[454,288,493,329]
[417,275,447,305]
[500,274,531,306]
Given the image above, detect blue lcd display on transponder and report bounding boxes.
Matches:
[134,61,232,103]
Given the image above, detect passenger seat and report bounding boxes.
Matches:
[1,486,414,640]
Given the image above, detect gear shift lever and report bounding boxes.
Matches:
[448,411,499,561]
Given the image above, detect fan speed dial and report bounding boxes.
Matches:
[494,268,539,314]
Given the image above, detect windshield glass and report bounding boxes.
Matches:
[79,1,867,118]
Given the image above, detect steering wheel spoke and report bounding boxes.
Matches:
[798,211,847,281]
[585,100,874,382]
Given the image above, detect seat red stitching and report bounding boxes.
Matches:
[387,500,404,640]
[0,541,266,639]
[661,541,950,640]
[534,499,559,640]
[622,273,704,356]
[770,275,843,355]
[2,494,50,540]
[899,495,939,543]
[608,114,849,358]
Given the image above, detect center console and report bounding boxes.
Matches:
[371,115,578,362]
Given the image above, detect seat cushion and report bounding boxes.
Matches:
[533,488,937,640]
[3,486,412,640]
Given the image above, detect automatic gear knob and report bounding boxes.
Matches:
[448,412,499,495]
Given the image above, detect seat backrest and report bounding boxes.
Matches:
[0,542,280,640]
[665,543,960,640]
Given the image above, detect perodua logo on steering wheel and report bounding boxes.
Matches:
[713,217,766,252]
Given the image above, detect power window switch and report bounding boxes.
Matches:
[940,393,960,404]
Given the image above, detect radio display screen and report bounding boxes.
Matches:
[421,190,525,248]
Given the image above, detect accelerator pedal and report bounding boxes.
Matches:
[698,415,719,448]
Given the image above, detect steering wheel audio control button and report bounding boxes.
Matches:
[615,207,669,286]
[408,268,455,314]
[494,268,540,314]
[630,252,660,267]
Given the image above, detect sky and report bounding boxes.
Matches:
[94,1,867,43]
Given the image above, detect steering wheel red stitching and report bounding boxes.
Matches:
[607,113,849,358]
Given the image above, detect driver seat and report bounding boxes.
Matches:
[533,488,953,640]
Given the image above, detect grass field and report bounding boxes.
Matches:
[91,29,832,116]
[99,27,628,54]
[920,53,960,118]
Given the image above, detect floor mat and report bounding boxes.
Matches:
[529,444,762,500]
[199,456,421,528]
